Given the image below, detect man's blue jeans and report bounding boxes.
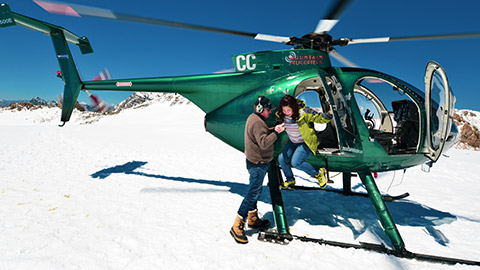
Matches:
[237,159,270,220]
[278,140,317,182]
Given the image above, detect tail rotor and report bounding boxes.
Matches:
[87,68,110,112]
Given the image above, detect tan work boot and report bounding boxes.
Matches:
[230,215,248,244]
[247,209,271,229]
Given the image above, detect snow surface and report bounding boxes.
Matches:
[1,102,480,269]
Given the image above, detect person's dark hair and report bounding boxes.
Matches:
[278,95,300,121]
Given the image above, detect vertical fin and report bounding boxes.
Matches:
[0,3,16,28]
[51,30,83,123]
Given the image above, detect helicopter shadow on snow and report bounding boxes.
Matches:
[279,180,457,247]
[91,161,463,248]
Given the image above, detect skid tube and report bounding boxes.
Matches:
[286,185,410,202]
[257,231,480,266]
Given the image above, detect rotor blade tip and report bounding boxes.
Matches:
[34,0,81,17]
[314,19,338,34]
[254,34,290,43]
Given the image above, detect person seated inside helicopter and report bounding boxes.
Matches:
[276,95,333,189]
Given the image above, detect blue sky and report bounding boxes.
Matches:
[1,0,480,110]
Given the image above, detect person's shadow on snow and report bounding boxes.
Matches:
[91,161,466,248]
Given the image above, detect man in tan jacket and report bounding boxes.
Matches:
[230,96,285,244]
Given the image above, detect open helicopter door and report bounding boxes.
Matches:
[424,61,454,162]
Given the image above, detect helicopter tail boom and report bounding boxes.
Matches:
[82,71,267,113]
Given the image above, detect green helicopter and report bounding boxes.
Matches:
[2,0,480,265]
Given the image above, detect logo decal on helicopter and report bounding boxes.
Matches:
[342,147,363,154]
[285,51,323,66]
[235,54,256,71]
[284,51,297,63]
[116,82,132,87]
[0,18,13,25]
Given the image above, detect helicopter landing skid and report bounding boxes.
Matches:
[283,185,409,202]
[257,229,293,245]
[257,231,480,266]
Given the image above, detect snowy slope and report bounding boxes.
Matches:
[1,101,480,269]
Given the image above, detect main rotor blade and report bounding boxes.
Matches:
[330,49,357,67]
[324,0,353,20]
[348,32,480,44]
[34,0,291,43]
[314,0,352,34]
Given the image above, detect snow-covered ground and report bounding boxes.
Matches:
[1,102,479,269]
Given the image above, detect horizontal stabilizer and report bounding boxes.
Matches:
[0,3,93,54]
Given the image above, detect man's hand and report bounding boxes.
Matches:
[275,123,285,133]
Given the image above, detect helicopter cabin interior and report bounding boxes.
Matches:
[293,76,421,155]
[294,77,340,154]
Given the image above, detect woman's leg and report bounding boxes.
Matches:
[291,143,318,177]
[278,140,297,182]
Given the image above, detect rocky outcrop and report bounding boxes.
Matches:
[8,102,55,111]
[113,92,190,112]
[454,110,480,150]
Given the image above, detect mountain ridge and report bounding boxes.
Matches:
[1,93,478,150]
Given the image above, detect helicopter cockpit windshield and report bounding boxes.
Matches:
[354,77,420,155]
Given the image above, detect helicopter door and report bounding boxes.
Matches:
[424,61,453,162]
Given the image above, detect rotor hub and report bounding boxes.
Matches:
[288,33,332,51]
[286,33,350,52]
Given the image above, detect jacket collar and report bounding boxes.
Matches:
[254,112,267,121]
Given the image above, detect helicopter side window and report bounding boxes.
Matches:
[430,70,447,150]
[355,77,420,154]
